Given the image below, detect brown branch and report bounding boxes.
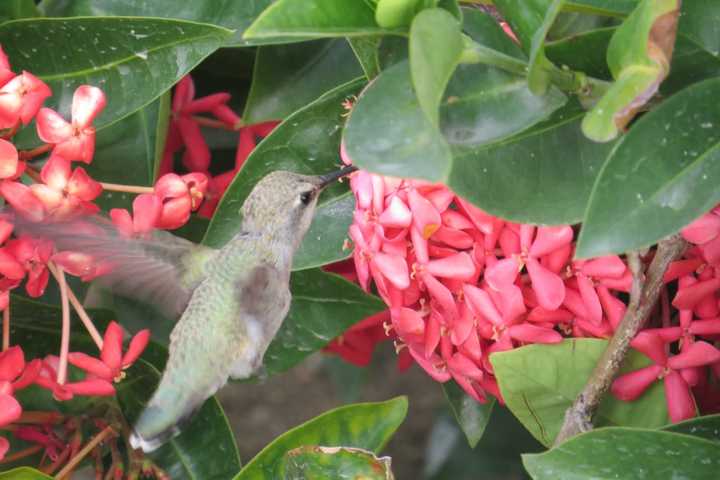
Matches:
[554,234,687,445]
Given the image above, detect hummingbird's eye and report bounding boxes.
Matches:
[299,190,313,206]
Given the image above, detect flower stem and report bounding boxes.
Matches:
[54,425,116,480]
[18,410,64,424]
[19,143,53,161]
[53,262,71,385]
[99,182,154,194]
[0,444,43,464]
[554,235,688,445]
[48,262,104,350]
[2,304,9,351]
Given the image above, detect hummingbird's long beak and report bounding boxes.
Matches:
[318,165,358,188]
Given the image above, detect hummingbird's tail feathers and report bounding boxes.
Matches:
[129,396,205,453]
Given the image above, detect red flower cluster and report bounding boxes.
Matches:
[160,75,278,218]
[340,147,720,422]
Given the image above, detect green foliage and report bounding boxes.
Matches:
[233,397,407,479]
[280,446,394,479]
[442,381,495,448]
[0,468,52,480]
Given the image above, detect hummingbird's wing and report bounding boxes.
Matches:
[11,213,217,318]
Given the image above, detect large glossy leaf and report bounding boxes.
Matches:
[348,36,383,80]
[203,79,364,253]
[0,468,52,480]
[86,92,170,212]
[442,380,495,448]
[676,0,720,58]
[564,0,637,16]
[293,193,354,271]
[523,428,720,479]
[243,39,363,124]
[576,77,720,258]
[409,8,464,126]
[663,414,720,443]
[344,60,453,180]
[39,0,276,46]
[449,101,612,225]
[232,397,408,479]
[264,270,385,375]
[117,346,242,480]
[0,16,231,147]
[490,339,667,446]
[582,0,681,142]
[280,446,394,479]
[244,0,395,41]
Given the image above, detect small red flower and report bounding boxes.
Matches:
[0,180,45,222]
[68,321,149,383]
[154,172,208,229]
[0,346,41,427]
[29,154,102,219]
[110,193,161,238]
[36,85,106,163]
[34,355,115,400]
[6,236,53,297]
[0,71,51,130]
[324,310,389,367]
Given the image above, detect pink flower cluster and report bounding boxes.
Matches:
[342,151,720,422]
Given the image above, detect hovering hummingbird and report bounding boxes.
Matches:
[13,165,357,452]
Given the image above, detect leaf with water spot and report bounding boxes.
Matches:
[577,77,720,258]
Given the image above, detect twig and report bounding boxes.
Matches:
[0,444,43,464]
[48,262,104,350]
[99,182,154,194]
[54,425,116,480]
[2,303,9,351]
[53,262,71,385]
[554,235,687,445]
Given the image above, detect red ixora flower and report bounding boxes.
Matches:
[0,346,42,431]
[0,66,52,130]
[68,321,150,384]
[110,193,161,238]
[36,85,106,163]
[154,172,208,229]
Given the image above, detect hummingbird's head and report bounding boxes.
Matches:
[241,166,356,247]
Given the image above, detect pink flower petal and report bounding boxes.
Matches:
[463,284,502,326]
[529,226,572,258]
[447,352,483,381]
[100,321,123,373]
[508,323,562,344]
[672,278,720,310]
[431,226,474,249]
[373,252,409,289]
[667,341,720,369]
[71,85,106,127]
[682,212,720,245]
[527,257,565,310]
[577,274,603,326]
[426,252,475,280]
[0,393,21,426]
[408,188,440,239]
[581,255,627,279]
[527,306,573,324]
[408,345,451,382]
[664,371,696,423]
[36,107,72,143]
[393,307,425,342]
[451,302,474,346]
[596,285,626,330]
[631,332,667,365]
[122,329,150,367]
[131,193,161,234]
[611,364,663,401]
[422,274,458,321]
[663,258,703,283]
[67,352,113,380]
[65,378,115,397]
[442,209,473,230]
[0,346,24,382]
[0,435,8,460]
[0,139,17,179]
[378,196,412,228]
[485,257,520,291]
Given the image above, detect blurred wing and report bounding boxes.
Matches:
[12,214,217,318]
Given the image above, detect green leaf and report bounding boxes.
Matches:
[244,0,396,41]
[232,397,408,480]
[280,446,394,479]
[409,8,464,126]
[243,39,363,124]
[582,0,681,142]
[86,92,170,212]
[563,1,638,16]
[344,60,453,181]
[264,270,385,375]
[293,193,354,271]
[490,339,668,447]
[493,0,565,94]
[448,101,612,225]
[576,77,720,258]
[676,0,720,58]
[117,343,242,480]
[663,414,720,443]
[442,380,495,448]
[0,16,231,146]
[39,0,276,47]
[204,79,364,251]
[348,36,383,80]
[522,428,720,479]
[0,468,52,480]
[0,1,39,21]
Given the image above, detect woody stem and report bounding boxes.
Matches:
[554,235,687,445]
[54,425,116,480]
[99,182,154,194]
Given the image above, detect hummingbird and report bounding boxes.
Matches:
[12,165,357,452]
